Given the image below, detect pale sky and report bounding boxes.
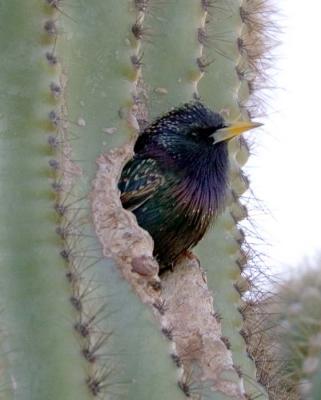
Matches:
[245,0,321,273]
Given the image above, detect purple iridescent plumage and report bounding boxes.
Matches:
[119,102,230,268]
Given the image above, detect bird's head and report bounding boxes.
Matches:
[135,102,261,168]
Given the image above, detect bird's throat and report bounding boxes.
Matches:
[172,143,230,226]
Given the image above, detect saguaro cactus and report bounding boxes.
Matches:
[0,1,275,399]
[250,266,321,400]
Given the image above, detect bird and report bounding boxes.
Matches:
[118,102,261,270]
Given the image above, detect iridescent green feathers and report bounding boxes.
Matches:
[120,159,164,211]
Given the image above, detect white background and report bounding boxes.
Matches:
[245,0,321,274]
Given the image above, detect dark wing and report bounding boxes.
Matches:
[118,158,164,211]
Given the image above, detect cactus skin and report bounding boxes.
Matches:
[0,0,276,399]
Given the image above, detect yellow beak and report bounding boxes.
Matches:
[215,121,263,143]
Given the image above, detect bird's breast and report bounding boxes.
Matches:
[171,174,220,231]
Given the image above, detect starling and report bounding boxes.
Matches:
[119,102,261,269]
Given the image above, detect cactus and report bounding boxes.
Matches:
[248,266,321,400]
[0,1,276,399]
